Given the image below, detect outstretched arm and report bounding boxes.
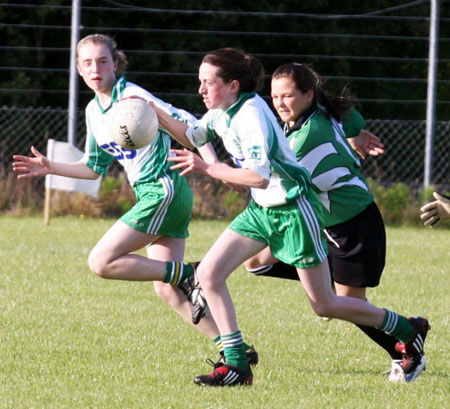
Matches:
[348,129,385,159]
[152,104,194,149]
[12,146,99,180]
[169,148,268,189]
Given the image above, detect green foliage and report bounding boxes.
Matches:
[420,185,436,203]
[0,217,448,408]
[3,171,449,227]
[368,179,424,226]
[1,1,449,119]
[188,177,248,220]
[222,189,247,220]
[367,180,449,228]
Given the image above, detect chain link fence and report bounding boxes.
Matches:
[1,106,449,190]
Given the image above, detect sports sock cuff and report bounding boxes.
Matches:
[163,262,194,286]
[213,335,223,352]
[377,309,414,342]
[377,309,398,333]
[221,331,243,349]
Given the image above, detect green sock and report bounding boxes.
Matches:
[213,335,223,354]
[163,262,194,286]
[215,335,251,356]
[377,309,414,343]
[222,331,248,369]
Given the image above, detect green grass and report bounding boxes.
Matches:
[0,216,449,409]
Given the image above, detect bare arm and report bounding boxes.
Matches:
[152,104,194,149]
[197,143,219,164]
[12,146,99,180]
[169,148,268,189]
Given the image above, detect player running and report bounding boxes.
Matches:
[11,33,232,361]
[242,62,425,382]
[154,48,430,386]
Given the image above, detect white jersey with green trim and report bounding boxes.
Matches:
[186,93,312,207]
[81,77,196,186]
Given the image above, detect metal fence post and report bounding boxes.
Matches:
[67,0,81,146]
[424,0,440,187]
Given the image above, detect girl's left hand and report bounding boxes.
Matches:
[168,148,208,176]
[348,129,385,159]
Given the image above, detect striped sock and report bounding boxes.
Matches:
[163,262,194,286]
[213,335,224,354]
[377,309,414,343]
[214,335,251,356]
[222,331,248,369]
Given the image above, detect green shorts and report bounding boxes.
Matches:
[228,191,328,268]
[120,172,193,238]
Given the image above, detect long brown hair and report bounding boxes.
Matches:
[272,63,357,122]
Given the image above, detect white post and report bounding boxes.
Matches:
[67,0,81,146]
[424,0,440,187]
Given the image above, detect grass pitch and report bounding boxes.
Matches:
[0,216,448,409]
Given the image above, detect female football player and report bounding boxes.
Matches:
[243,62,412,382]
[12,33,225,346]
[154,48,430,386]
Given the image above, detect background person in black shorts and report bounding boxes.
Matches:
[244,63,412,382]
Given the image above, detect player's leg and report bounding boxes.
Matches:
[244,247,299,280]
[194,228,266,386]
[334,283,403,380]
[149,237,220,339]
[88,175,195,284]
[287,194,429,381]
[335,283,400,359]
[88,220,168,280]
[197,228,266,341]
[326,202,403,376]
[297,262,430,382]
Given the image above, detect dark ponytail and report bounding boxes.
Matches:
[272,63,357,122]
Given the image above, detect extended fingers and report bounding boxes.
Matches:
[423,214,440,227]
[420,201,437,213]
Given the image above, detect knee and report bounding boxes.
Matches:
[243,256,261,271]
[153,281,176,303]
[87,251,109,278]
[309,300,336,318]
[196,261,221,290]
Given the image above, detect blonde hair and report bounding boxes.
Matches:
[77,34,128,75]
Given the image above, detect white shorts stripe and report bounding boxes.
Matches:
[297,196,327,261]
[147,174,174,234]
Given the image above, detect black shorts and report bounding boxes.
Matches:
[253,201,386,288]
[325,201,386,288]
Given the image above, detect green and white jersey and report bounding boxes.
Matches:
[81,77,196,186]
[186,93,312,207]
[286,104,373,227]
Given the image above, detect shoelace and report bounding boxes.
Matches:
[205,357,224,369]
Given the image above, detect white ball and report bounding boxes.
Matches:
[107,98,159,149]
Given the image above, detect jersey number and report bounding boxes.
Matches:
[100,142,137,160]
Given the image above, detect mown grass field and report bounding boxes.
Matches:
[0,216,448,409]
